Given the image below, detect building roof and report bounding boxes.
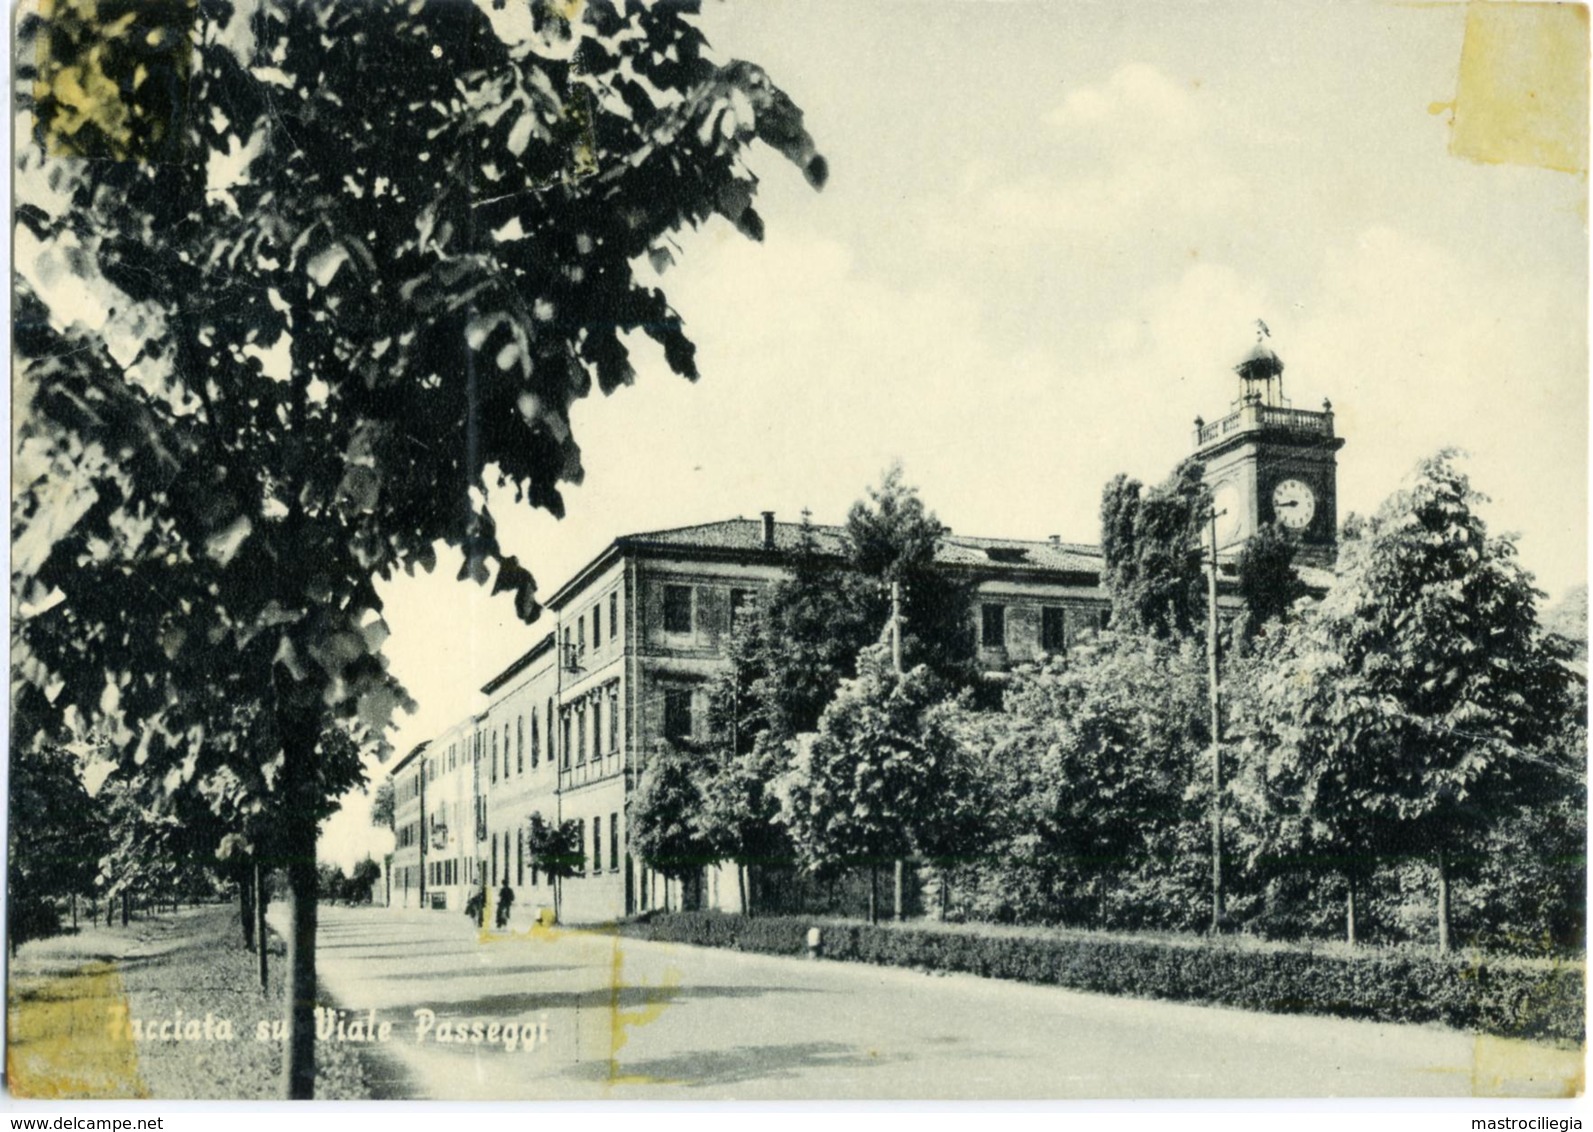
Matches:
[481,632,556,696]
[547,515,1105,610]
[618,518,1104,576]
[387,740,429,779]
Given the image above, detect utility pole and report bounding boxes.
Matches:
[890,578,905,923]
[1206,505,1225,934]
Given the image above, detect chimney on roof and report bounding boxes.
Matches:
[1048,535,1061,547]
[761,511,776,550]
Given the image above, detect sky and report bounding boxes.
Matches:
[310,0,1588,870]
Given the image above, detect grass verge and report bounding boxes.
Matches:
[7,904,373,1099]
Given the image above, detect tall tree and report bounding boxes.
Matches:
[1233,451,1571,951]
[844,463,976,683]
[14,0,822,1097]
[1099,460,1208,639]
[961,639,1209,929]
[1235,522,1306,631]
[7,740,105,952]
[696,610,794,913]
[348,857,382,905]
[776,646,975,923]
[369,778,396,832]
[740,512,878,739]
[524,811,583,924]
[629,740,718,911]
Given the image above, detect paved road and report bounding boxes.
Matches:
[282,905,1579,1101]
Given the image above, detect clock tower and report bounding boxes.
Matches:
[1193,324,1344,568]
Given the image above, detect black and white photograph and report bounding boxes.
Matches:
[6,0,1588,1109]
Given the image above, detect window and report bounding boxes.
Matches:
[593,816,603,873]
[609,812,619,872]
[531,710,540,768]
[610,591,619,639]
[577,615,586,660]
[504,831,512,886]
[1042,606,1066,653]
[491,731,498,783]
[592,695,603,760]
[576,705,587,765]
[578,819,587,874]
[562,712,572,770]
[663,584,693,634]
[981,603,1006,649]
[663,687,693,740]
[592,604,601,649]
[516,717,524,774]
[517,829,524,886]
[730,588,754,634]
[609,689,620,754]
[491,836,498,887]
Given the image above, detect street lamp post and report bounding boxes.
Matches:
[1205,505,1225,934]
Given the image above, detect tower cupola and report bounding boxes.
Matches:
[1191,322,1345,567]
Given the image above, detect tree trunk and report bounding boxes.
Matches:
[939,870,949,921]
[280,805,319,1100]
[255,859,269,995]
[868,866,879,925]
[71,894,77,932]
[1345,874,1357,946]
[893,859,905,922]
[736,863,747,916]
[1436,849,1452,954]
[121,891,129,927]
[241,875,256,952]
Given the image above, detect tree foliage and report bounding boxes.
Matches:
[1099,460,1208,639]
[13,0,822,1095]
[1235,522,1305,630]
[777,647,983,885]
[731,512,879,740]
[7,741,106,949]
[369,778,396,832]
[1231,451,1574,949]
[844,464,977,684]
[697,616,794,895]
[629,740,718,884]
[524,810,583,922]
[951,638,1210,929]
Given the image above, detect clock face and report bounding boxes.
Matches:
[1211,481,1241,546]
[1272,478,1317,531]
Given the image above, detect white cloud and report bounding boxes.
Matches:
[912,63,1245,247]
[1047,62,1204,137]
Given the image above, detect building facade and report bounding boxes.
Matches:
[385,340,1343,925]
[383,514,1123,924]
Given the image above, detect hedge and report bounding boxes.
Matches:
[616,912,1584,1043]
